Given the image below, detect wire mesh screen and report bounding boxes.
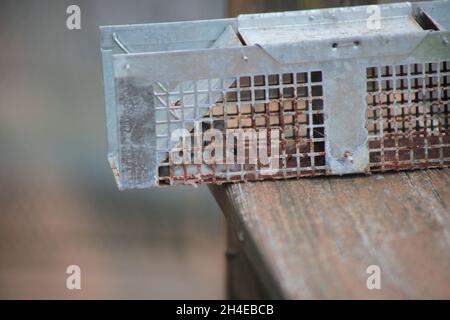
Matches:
[154,70,326,186]
[367,61,450,171]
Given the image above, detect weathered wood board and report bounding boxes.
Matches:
[211,169,450,299]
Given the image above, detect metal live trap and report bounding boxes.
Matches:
[100,1,450,190]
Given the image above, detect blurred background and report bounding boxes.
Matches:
[0,0,396,299]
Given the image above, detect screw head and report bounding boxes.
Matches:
[343,151,354,163]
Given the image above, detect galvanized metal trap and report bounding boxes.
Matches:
[100,1,450,190]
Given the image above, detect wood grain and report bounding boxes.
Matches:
[211,169,450,299]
